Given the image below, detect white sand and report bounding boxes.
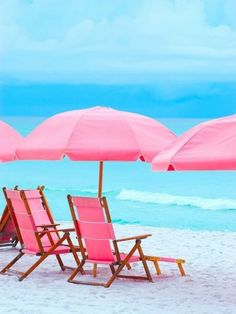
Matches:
[0,223,235,314]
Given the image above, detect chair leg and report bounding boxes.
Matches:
[105,264,129,288]
[126,263,131,270]
[19,233,70,281]
[55,255,66,271]
[45,230,66,271]
[93,264,97,277]
[177,262,186,276]
[110,265,115,274]
[68,259,86,282]
[65,233,84,274]
[0,252,24,274]
[105,242,140,288]
[137,245,152,282]
[153,261,161,275]
[18,253,52,281]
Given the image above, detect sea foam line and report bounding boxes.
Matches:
[45,186,115,194]
[117,189,236,211]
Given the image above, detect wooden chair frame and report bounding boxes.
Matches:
[67,195,153,288]
[0,188,81,281]
[145,255,186,276]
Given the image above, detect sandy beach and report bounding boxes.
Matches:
[0,223,235,314]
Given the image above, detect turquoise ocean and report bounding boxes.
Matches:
[1,116,236,232]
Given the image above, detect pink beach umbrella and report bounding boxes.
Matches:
[152,114,236,171]
[0,121,23,162]
[16,106,176,196]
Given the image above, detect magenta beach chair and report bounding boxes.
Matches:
[67,195,153,287]
[1,188,81,281]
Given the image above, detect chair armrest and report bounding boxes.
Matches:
[114,234,152,242]
[35,228,75,235]
[36,223,60,229]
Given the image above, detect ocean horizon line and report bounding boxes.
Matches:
[1,82,236,118]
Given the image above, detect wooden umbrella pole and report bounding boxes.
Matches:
[98,161,103,198]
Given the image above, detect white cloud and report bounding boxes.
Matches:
[1,0,236,83]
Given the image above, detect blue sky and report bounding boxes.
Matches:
[0,0,236,116]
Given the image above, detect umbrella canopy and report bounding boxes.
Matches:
[0,121,23,162]
[152,114,236,171]
[16,106,176,196]
[16,106,176,162]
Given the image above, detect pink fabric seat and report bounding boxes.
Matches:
[22,245,71,255]
[157,257,178,263]
[86,255,140,264]
[72,197,106,222]
[86,254,140,264]
[119,253,140,263]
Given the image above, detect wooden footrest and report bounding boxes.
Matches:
[144,255,186,276]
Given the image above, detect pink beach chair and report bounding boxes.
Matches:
[68,196,186,277]
[1,188,81,281]
[67,195,153,287]
[0,185,61,248]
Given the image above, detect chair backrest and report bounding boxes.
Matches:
[23,188,59,245]
[4,189,40,251]
[24,189,51,225]
[71,196,110,222]
[68,196,116,262]
[78,221,116,262]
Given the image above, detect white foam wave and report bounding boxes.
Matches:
[45,187,114,194]
[117,189,236,211]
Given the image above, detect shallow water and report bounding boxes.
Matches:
[1,116,236,231]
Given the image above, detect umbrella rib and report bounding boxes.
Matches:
[66,110,89,158]
[120,112,143,161]
[163,123,208,165]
